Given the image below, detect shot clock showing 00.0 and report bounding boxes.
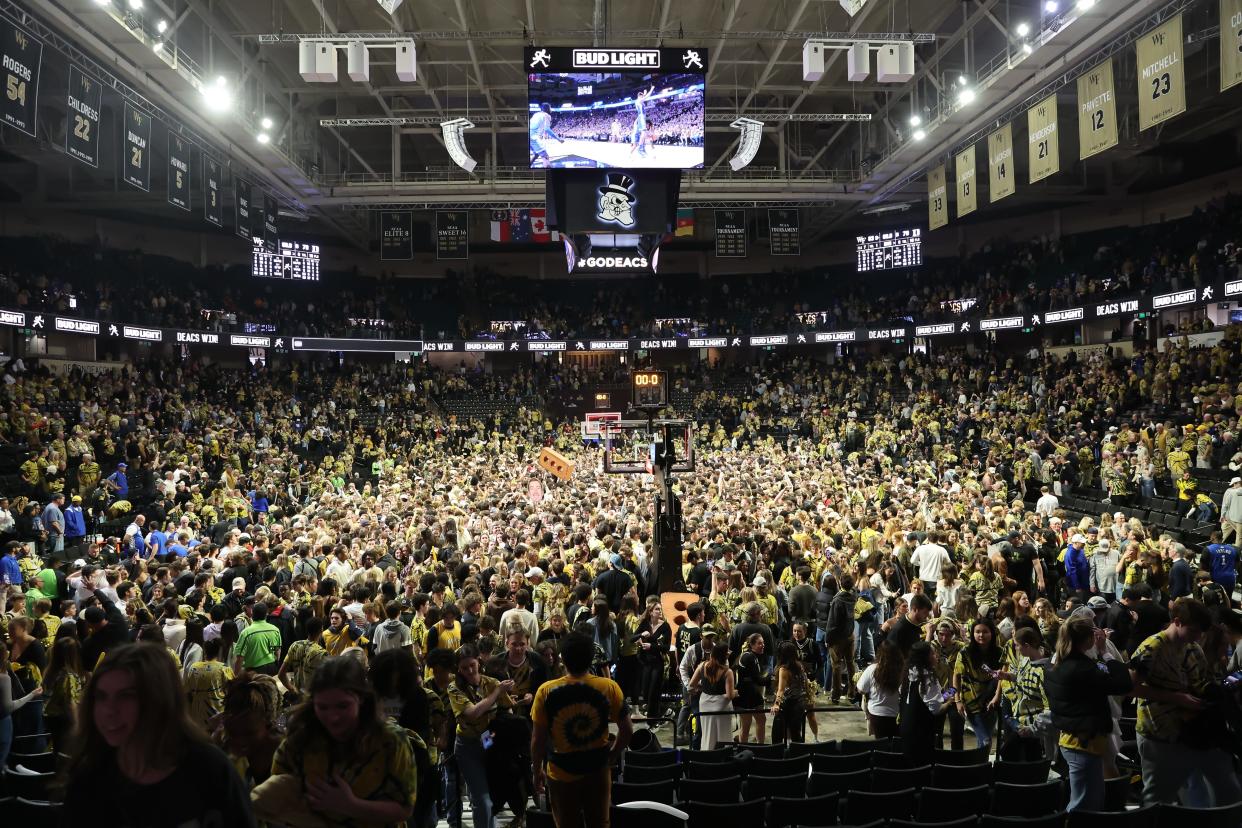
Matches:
[632,370,667,408]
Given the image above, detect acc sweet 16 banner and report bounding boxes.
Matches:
[1,17,43,137]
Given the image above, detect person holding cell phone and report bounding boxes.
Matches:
[899,640,954,765]
[448,645,516,828]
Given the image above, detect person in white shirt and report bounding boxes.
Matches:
[325,548,354,586]
[1035,485,1060,519]
[498,588,540,643]
[910,532,952,602]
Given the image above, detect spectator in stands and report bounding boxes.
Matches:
[531,632,631,828]
[449,644,516,828]
[953,618,1006,752]
[61,644,255,826]
[1131,598,1242,808]
[1045,617,1133,812]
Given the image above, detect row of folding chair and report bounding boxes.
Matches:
[621,758,1053,791]
[578,797,1242,828]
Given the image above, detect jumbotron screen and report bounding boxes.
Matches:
[526,47,707,170]
[252,240,321,281]
[856,228,922,273]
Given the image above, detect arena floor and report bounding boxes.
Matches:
[541,138,704,168]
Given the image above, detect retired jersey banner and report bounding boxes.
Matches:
[927,164,948,230]
[122,102,152,192]
[0,17,42,137]
[167,133,191,211]
[955,145,977,218]
[1077,58,1119,160]
[987,123,1015,203]
[1137,14,1186,130]
[1026,94,1059,183]
[1222,0,1242,91]
[380,211,414,260]
[235,177,253,240]
[65,65,100,167]
[204,157,222,227]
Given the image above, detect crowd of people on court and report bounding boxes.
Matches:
[1,320,1241,825]
[0,199,1241,826]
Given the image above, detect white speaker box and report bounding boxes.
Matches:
[299,40,338,82]
[802,41,825,82]
[876,41,914,83]
[846,42,870,81]
[346,41,369,82]
[395,40,417,82]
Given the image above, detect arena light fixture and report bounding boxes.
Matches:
[912,128,926,141]
[126,0,142,9]
[93,0,110,5]
[728,117,764,172]
[1015,22,1030,37]
[957,87,976,105]
[151,40,162,52]
[201,75,234,114]
[1044,0,1059,12]
[908,114,921,127]
[156,18,167,32]
[256,132,271,144]
[260,116,274,130]
[1022,43,1034,55]
[1077,0,1095,8]
[441,117,477,173]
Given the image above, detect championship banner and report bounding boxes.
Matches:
[0,17,42,137]
[1223,0,1242,92]
[767,209,800,255]
[262,192,279,252]
[927,164,948,230]
[65,65,100,167]
[234,178,252,240]
[714,209,747,258]
[955,145,977,218]
[436,210,468,259]
[1026,94,1059,183]
[122,102,152,192]
[379,210,414,260]
[1077,58,1119,160]
[987,123,1015,203]
[167,133,191,211]
[203,157,222,227]
[1137,14,1185,131]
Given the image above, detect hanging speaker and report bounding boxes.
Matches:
[395,39,417,82]
[876,41,915,83]
[802,41,825,82]
[847,42,870,81]
[346,41,369,82]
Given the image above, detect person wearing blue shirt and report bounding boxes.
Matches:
[105,462,129,500]
[64,495,87,547]
[1204,531,1239,595]
[1065,533,1091,601]
[1,542,22,587]
[146,526,168,560]
[248,490,269,522]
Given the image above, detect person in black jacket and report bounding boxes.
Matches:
[825,575,858,703]
[813,574,837,691]
[80,588,131,670]
[1045,616,1133,812]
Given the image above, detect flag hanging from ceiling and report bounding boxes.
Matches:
[675,208,695,237]
[489,209,560,243]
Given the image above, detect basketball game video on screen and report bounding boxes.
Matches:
[528,72,705,169]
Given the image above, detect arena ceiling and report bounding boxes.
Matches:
[2,0,1241,250]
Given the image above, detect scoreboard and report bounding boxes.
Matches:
[856,228,922,273]
[252,240,321,281]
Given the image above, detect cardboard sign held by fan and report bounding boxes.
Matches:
[538,447,574,481]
